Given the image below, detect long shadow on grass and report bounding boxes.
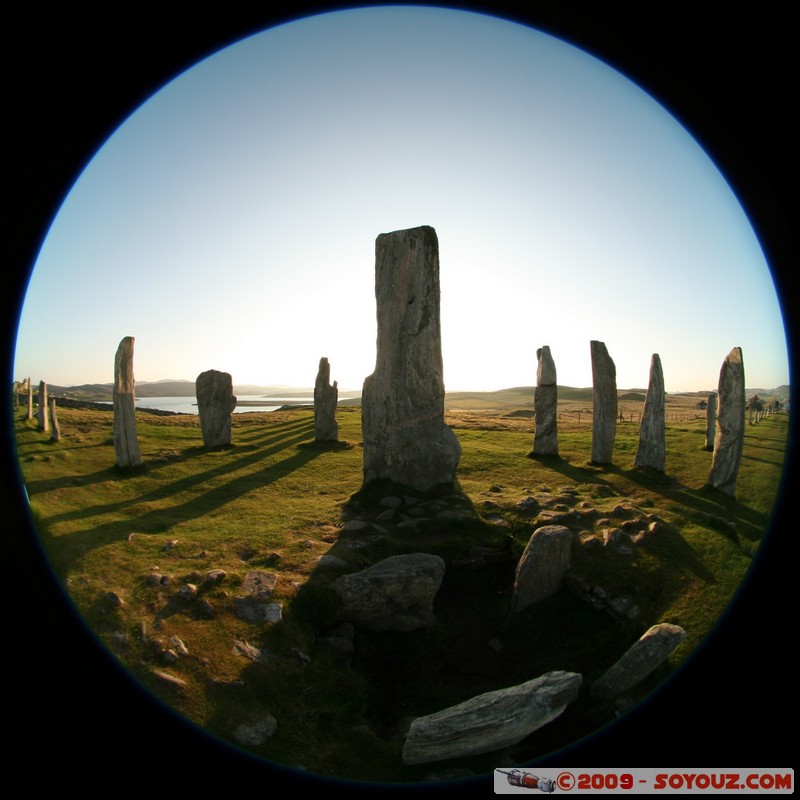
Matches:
[43,440,331,574]
[26,420,316,522]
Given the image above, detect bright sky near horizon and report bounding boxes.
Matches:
[13,6,789,394]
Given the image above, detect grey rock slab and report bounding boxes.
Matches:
[314,356,339,441]
[591,623,687,702]
[533,345,559,455]
[634,353,666,472]
[707,347,745,496]
[590,340,617,465]
[333,552,445,631]
[113,336,142,468]
[361,226,461,491]
[512,525,574,612]
[196,369,236,448]
[402,670,582,764]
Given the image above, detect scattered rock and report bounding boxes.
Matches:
[232,715,278,746]
[512,525,574,612]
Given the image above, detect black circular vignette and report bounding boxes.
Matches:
[3,2,794,793]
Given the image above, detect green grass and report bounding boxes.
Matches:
[13,402,788,783]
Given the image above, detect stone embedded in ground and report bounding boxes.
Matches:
[704,392,717,451]
[313,356,339,441]
[533,345,559,456]
[332,552,445,631]
[707,347,745,496]
[512,524,574,612]
[361,225,461,491]
[196,369,236,448]
[590,622,687,702]
[590,340,617,464]
[232,715,277,746]
[113,336,142,468]
[401,670,582,764]
[49,396,61,442]
[634,353,666,471]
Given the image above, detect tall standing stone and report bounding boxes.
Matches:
[113,336,142,468]
[196,369,237,448]
[704,392,717,451]
[634,353,666,471]
[49,397,61,442]
[361,226,461,491]
[590,340,617,465]
[36,381,50,433]
[707,347,745,496]
[532,346,558,456]
[26,378,33,420]
[313,357,338,442]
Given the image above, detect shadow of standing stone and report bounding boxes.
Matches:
[361,226,461,492]
[196,369,236,448]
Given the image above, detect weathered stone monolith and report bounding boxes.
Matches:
[512,524,573,613]
[361,226,461,491]
[314,356,338,442]
[196,369,237,448]
[113,336,142,468]
[26,378,33,420]
[590,623,686,702]
[36,381,49,433]
[634,354,665,471]
[402,670,582,764]
[590,340,617,464]
[707,347,745,496]
[532,345,558,456]
[704,392,717,451]
[49,397,61,442]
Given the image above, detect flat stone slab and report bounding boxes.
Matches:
[402,670,582,764]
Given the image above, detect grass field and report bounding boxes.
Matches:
[12,392,788,783]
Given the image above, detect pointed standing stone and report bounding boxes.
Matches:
[26,377,33,420]
[196,369,237,448]
[704,392,717,451]
[36,381,50,433]
[590,340,617,465]
[113,336,142,468]
[532,346,558,456]
[707,347,745,496]
[361,226,461,491]
[314,356,338,442]
[634,354,666,471]
[49,397,61,442]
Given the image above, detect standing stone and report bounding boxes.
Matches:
[532,346,558,456]
[113,336,142,468]
[49,397,61,442]
[313,356,338,442]
[196,369,237,448]
[634,354,665,471]
[704,392,717,451]
[707,347,745,496]
[512,524,573,613]
[590,340,617,464]
[36,381,49,433]
[590,623,686,702]
[26,378,33,420]
[361,226,461,491]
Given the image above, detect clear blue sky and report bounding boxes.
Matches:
[13,6,789,393]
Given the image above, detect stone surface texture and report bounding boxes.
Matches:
[591,622,686,702]
[36,380,49,432]
[590,340,617,464]
[333,552,445,631]
[707,347,745,496]
[402,670,582,764]
[361,226,461,491]
[314,356,339,441]
[533,345,558,455]
[113,336,142,468]
[196,369,236,448]
[634,353,666,471]
[704,392,717,451]
[512,524,574,612]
